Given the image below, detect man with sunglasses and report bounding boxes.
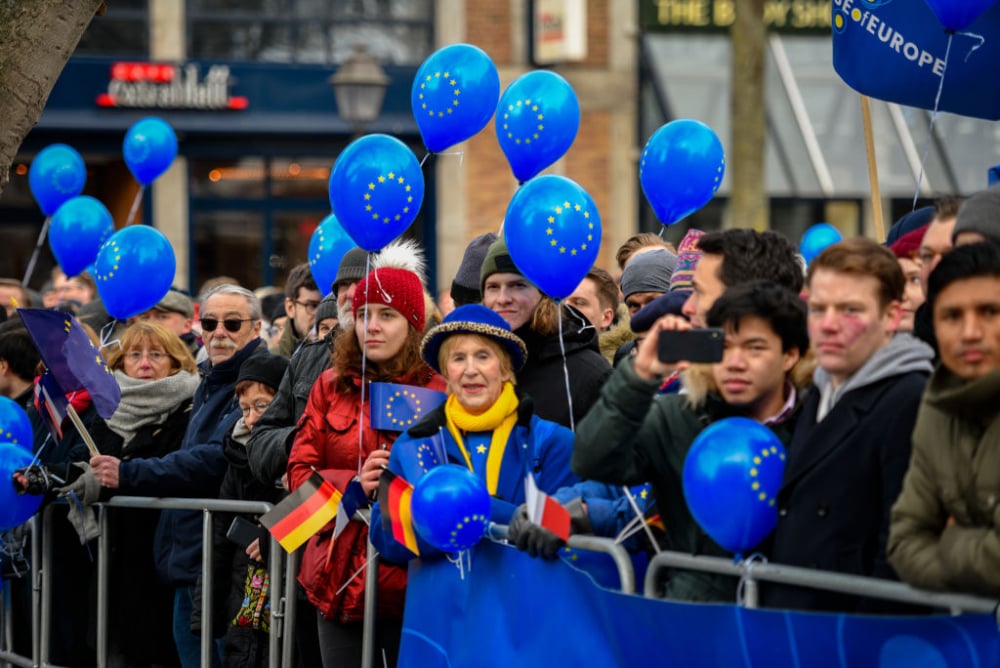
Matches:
[271,262,321,358]
[89,284,267,667]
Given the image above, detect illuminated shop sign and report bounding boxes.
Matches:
[96,62,249,110]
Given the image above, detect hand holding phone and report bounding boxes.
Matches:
[226,516,264,549]
[657,328,725,364]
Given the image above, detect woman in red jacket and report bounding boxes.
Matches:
[287,260,446,668]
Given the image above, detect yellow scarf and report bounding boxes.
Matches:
[444,381,519,496]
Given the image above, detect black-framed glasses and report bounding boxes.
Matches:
[201,318,252,333]
[294,300,320,313]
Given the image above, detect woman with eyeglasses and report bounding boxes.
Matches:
[89,321,201,666]
[287,251,447,668]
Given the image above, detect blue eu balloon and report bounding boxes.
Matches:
[0,397,33,453]
[49,196,115,278]
[799,223,843,265]
[0,442,44,532]
[411,465,491,553]
[29,144,86,216]
[640,120,725,226]
[496,70,580,183]
[93,226,176,320]
[329,134,425,252]
[123,117,178,186]
[309,214,358,297]
[504,175,601,300]
[924,0,997,30]
[413,43,500,153]
[683,417,786,554]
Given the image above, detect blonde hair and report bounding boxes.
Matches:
[437,334,516,385]
[105,321,197,375]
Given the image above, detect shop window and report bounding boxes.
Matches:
[187,0,432,65]
[76,0,149,57]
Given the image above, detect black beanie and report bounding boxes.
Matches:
[451,232,497,306]
[237,353,289,391]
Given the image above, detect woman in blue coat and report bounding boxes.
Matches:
[371,304,579,562]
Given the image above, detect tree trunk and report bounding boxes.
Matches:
[729,0,767,231]
[0,0,104,195]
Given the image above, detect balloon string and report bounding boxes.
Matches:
[124,186,145,227]
[419,151,431,167]
[357,253,373,476]
[736,553,768,606]
[99,319,121,351]
[909,30,983,210]
[21,216,52,286]
[556,301,575,433]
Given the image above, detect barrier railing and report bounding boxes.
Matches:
[0,496,298,668]
[7,508,998,667]
[643,550,1000,620]
[489,523,637,594]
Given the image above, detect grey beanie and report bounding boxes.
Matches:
[451,232,498,306]
[953,184,1000,245]
[331,247,369,293]
[620,248,678,299]
[315,293,338,323]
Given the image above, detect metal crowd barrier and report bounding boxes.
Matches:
[489,523,637,594]
[0,496,300,668]
[7,506,999,668]
[643,550,1000,620]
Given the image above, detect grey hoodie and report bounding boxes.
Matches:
[814,332,934,422]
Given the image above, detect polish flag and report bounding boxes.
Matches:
[524,474,571,541]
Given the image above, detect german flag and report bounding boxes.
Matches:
[260,472,341,552]
[378,469,420,556]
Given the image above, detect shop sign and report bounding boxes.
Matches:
[641,0,832,32]
[96,62,249,110]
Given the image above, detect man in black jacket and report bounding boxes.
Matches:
[764,238,934,612]
[89,284,267,667]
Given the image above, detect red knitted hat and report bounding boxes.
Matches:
[352,267,425,330]
[889,224,928,260]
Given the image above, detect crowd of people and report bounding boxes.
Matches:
[2,182,1000,666]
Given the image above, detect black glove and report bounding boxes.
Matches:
[13,465,52,496]
[507,499,592,560]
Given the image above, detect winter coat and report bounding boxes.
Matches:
[87,401,192,665]
[369,394,579,563]
[599,318,635,367]
[764,334,933,613]
[287,366,447,623]
[269,319,304,359]
[514,306,612,428]
[888,366,1000,596]
[117,338,267,586]
[192,422,286,667]
[572,359,801,602]
[247,336,331,485]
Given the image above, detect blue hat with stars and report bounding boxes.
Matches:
[420,304,528,374]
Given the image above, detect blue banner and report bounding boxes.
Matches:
[369,382,446,432]
[400,540,999,667]
[832,0,1000,120]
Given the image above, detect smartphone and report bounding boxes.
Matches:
[226,516,263,548]
[657,328,725,364]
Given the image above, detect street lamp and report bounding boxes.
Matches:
[330,45,390,134]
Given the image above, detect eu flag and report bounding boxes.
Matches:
[369,382,446,432]
[18,309,121,419]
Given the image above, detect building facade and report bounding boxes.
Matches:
[3,0,996,294]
